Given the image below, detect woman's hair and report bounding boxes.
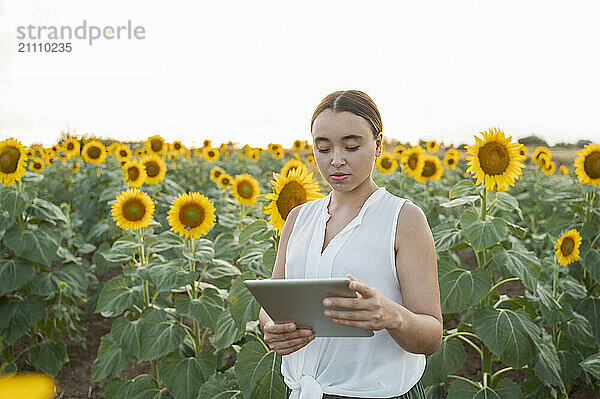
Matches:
[310,90,383,140]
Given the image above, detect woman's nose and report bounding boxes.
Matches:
[331,148,345,167]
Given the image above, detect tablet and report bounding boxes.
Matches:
[244,278,374,337]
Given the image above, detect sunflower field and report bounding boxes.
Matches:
[0,130,599,399]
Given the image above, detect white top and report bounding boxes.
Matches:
[281,186,426,399]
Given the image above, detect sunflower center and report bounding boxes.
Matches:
[277,181,307,220]
[67,142,75,151]
[408,154,418,169]
[478,142,509,175]
[88,146,101,159]
[379,157,391,169]
[208,151,215,157]
[34,162,42,169]
[122,199,146,221]
[151,139,162,152]
[560,237,575,256]
[422,161,436,177]
[583,151,600,179]
[238,182,253,198]
[214,170,222,178]
[179,203,205,228]
[146,161,159,177]
[174,143,181,150]
[0,146,20,173]
[448,158,455,165]
[119,150,128,157]
[128,166,140,181]
[221,177,230,185]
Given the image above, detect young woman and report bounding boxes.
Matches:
[259,90,442,399]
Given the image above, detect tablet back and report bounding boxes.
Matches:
[244,278,374,337]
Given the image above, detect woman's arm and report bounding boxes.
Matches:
[386,201,443,356]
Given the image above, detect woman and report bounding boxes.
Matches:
[258,90,442,399]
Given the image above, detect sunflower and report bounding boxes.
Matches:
[532,146,551,164]
[29,158,45,173]
[63,137,80,158]
[217,173,233,189]
[203,139,211,148]
[465,128,525,191]
[443,149,461,169]
[111,188,155,231]
[140,154,167,185]
[247,148,260,161]
[554,229,582,266]
[281,159,309,178]
[542,160,556,175]
[401,145,426,178]
[292,140,304,151]
[135,148,147,158]
[167,192,216,239]
[170,140,185,155]
[518,144,528,159]
[536,152,551,169]
[0,138,28,186]
[574,143,600,186]
[210,167,224,182]
[263,167,323,234]
[393,145,406,161]
[231,174,261,206]
[306,155,315,165]
[224,151,230,158]
[81,140,106,165]
[145,135,168,155]
[44,156,55,168]
[219,143,227,152]
[114,144,132,161]
[415,154,444,182]
[0,372,57,399]
[560,164,569,175]
[273,148,284,159]
[426,140,440,153]
[203,147,220,161]
[70,159,81,173]
[122,160,147,187]
[375,152,399,173]
[269,143,283,153]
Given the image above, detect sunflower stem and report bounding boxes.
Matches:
[591,232,600,249]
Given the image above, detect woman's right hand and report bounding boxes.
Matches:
[262,321,315,355]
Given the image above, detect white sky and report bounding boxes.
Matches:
[1,0,599,148]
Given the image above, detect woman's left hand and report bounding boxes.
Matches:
[322,274,402,331]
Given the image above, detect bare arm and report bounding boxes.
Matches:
[258,205,303,332]
[386,202,443,356]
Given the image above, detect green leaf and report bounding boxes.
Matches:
[95,275,143,317]
[145,259,197,293]
[558,350,583,387]
[138,308,186,362]
[28,198,68,224]
[495,378,522,399]
[473,387,501,399]
[0,362,17,376]
[29,340,68,377]
[422,337,466,385]
[440,268,492,314]
[473,308,536,367]
[91,333,130,382]
[209,306,244,350]
[536,283,561,311]
[447,378,480,399]
[105,375,163,399]
[228,272,261,332]
[581,249,600,285]
[492,192,523,221]
[530,337,564,388]
[561,312,596,350]
[175,287,225,331]
[202,259,241,280]
[440,196,480,208]
[262,247,276,272]
[3,223,61,266]
[147,230,184,253]
[449,180,478,199]
[0,296,45,344]
[432,222,465,253]
[239,219,269,245]
[1,189,29,220]
[182,238,214,262]
[235,340,285,399]
[198,372,239,399]
[111,316,144,358]
[54,262,89,299]
[577,297,600,346]
[0,257,35,296]
[579,353,600,379]
[160,352,217,399]
[489,247,539,291]
[460,209,508,251]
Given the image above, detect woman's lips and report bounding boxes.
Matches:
[331,174,350,181]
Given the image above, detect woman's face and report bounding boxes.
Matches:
[311,109,382,192]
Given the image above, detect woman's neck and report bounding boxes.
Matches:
[327,179,380,214]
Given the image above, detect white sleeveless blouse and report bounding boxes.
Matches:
[281,186,426,399]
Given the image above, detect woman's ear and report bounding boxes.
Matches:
[376,133,383,156]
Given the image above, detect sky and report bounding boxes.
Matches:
[1,0,599,149]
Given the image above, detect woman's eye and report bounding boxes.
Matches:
[347,146,359,151]
[317,148,330,153]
